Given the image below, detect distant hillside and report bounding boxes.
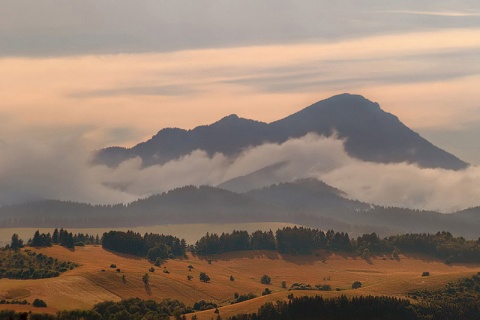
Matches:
[217,161,289,193]
[246,178,367,211]
[96,94,467,170]
[1,179,479,238]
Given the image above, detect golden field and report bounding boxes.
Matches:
[0,245,479,319]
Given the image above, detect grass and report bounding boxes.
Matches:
[0,245,478,318]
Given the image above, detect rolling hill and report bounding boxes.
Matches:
[0,245,478,318]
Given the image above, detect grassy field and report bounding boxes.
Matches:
[0,245,478,319]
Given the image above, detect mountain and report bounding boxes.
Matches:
[95,94,467,170]
[1,179,479,239]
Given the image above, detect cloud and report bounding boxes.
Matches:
[3,131,480,213]
[69,85,196,99]
[386,10,480,17]
[1,0,480,57]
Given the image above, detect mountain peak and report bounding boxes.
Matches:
[96,94,468,170]
[307,93,381,113]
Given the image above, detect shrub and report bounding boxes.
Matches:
[315,284,332,291]
[149,267,155,272]
[352,281,362,289]
[142,273,149,285]
[193,300,218,311]
[116,268,121,272]
[234,293,257,303]
[422,271,430,277]
[187,275,193,281]
[262,288,272,295]
[230,275,235,281]
[32,299,47,307]
[281,281,287,288]
[154,258,163,267]
[147,244,170,262]
[200,272,210,282]
[110,264,116,268]
[261,274,271,285]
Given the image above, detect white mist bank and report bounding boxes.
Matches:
[1,133,480,212]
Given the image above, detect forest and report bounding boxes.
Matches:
[102,230,187,260]
[194,227,480,263]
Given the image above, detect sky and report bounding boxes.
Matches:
[1,1,480,209]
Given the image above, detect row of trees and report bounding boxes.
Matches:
[102,231,186,260]
[194,227,480,263]
[195,230,276,255]
[27,229,100,249]
[195,228,353,255]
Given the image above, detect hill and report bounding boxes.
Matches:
[0,245,478,318]
[95,94,467,170]
[1,179,480,238]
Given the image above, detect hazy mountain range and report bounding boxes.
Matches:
[2,93,479,238]
[0,178,478,238]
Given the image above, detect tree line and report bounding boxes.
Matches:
[26,228,100,249]
[102,230,186,261]
[194,227,480,263]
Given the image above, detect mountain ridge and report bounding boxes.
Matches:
[1,178,478,239]
[95,93,468,170]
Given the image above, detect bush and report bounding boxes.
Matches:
[422,271,430,277]
[281,281,287,288]
[200,272,210,282]
[261,274,271,285]
[187,275,193,281]
[315,284,332,291]
[262,288,272,296]
[230,275,235,281]
[234,293,257,303]
[116,268,121,272]
[110,264,116,268]
[193,300,218,311]
[154,258,164,267]
[147,244,170,262]
[32,298,47,307]
[149,267,155,272]
[142,273,149,285]
[352,281,362,289]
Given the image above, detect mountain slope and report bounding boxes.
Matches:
[95,94,467,170]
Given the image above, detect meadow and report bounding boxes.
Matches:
[0,245,478,319]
